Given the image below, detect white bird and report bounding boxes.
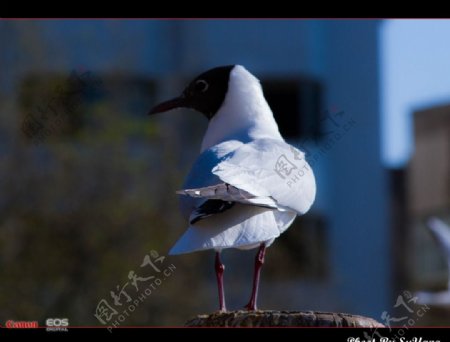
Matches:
[415,217,450,306]
[149,65,316,311]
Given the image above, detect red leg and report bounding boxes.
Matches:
[245,243,266,311]
[215,251,226,312]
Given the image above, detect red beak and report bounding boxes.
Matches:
[148,97,187,115]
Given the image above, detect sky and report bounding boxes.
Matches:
[381,19,450,168]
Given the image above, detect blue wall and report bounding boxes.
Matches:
[324,20,390,317]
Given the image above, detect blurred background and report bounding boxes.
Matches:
[0,19,449,326]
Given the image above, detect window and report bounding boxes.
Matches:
[261,78,323,140]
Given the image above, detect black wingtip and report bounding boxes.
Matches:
[189,200,235,225]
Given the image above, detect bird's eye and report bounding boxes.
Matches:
[195,79,209,92]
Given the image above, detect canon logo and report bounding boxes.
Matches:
[5,320,38,328]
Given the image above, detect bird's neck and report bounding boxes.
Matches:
[201,76,283,152]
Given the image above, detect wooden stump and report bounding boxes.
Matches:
[186,310,385,327]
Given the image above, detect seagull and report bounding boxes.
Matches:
[415,217,450,306]
[149,65,316,311]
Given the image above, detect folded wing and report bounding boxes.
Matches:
[211,139,316,215]
[178,139,316,222]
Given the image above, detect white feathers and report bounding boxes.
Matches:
[169,204,296,255]
[415,290,450,306]
[415,217,450,306]
[212,139,316,215]
[172,139,316,255]
[427,217,450,264]
[200,65,283,152]
[170,65,316,255]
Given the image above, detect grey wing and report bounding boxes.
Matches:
[178,140,244,221]
[211,139,316,215]
[178,139,316,223]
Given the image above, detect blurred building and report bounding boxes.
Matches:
[408,104,450,219]
[406,105,450,307]
[389,104,450,325]
[0,20,391,324]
